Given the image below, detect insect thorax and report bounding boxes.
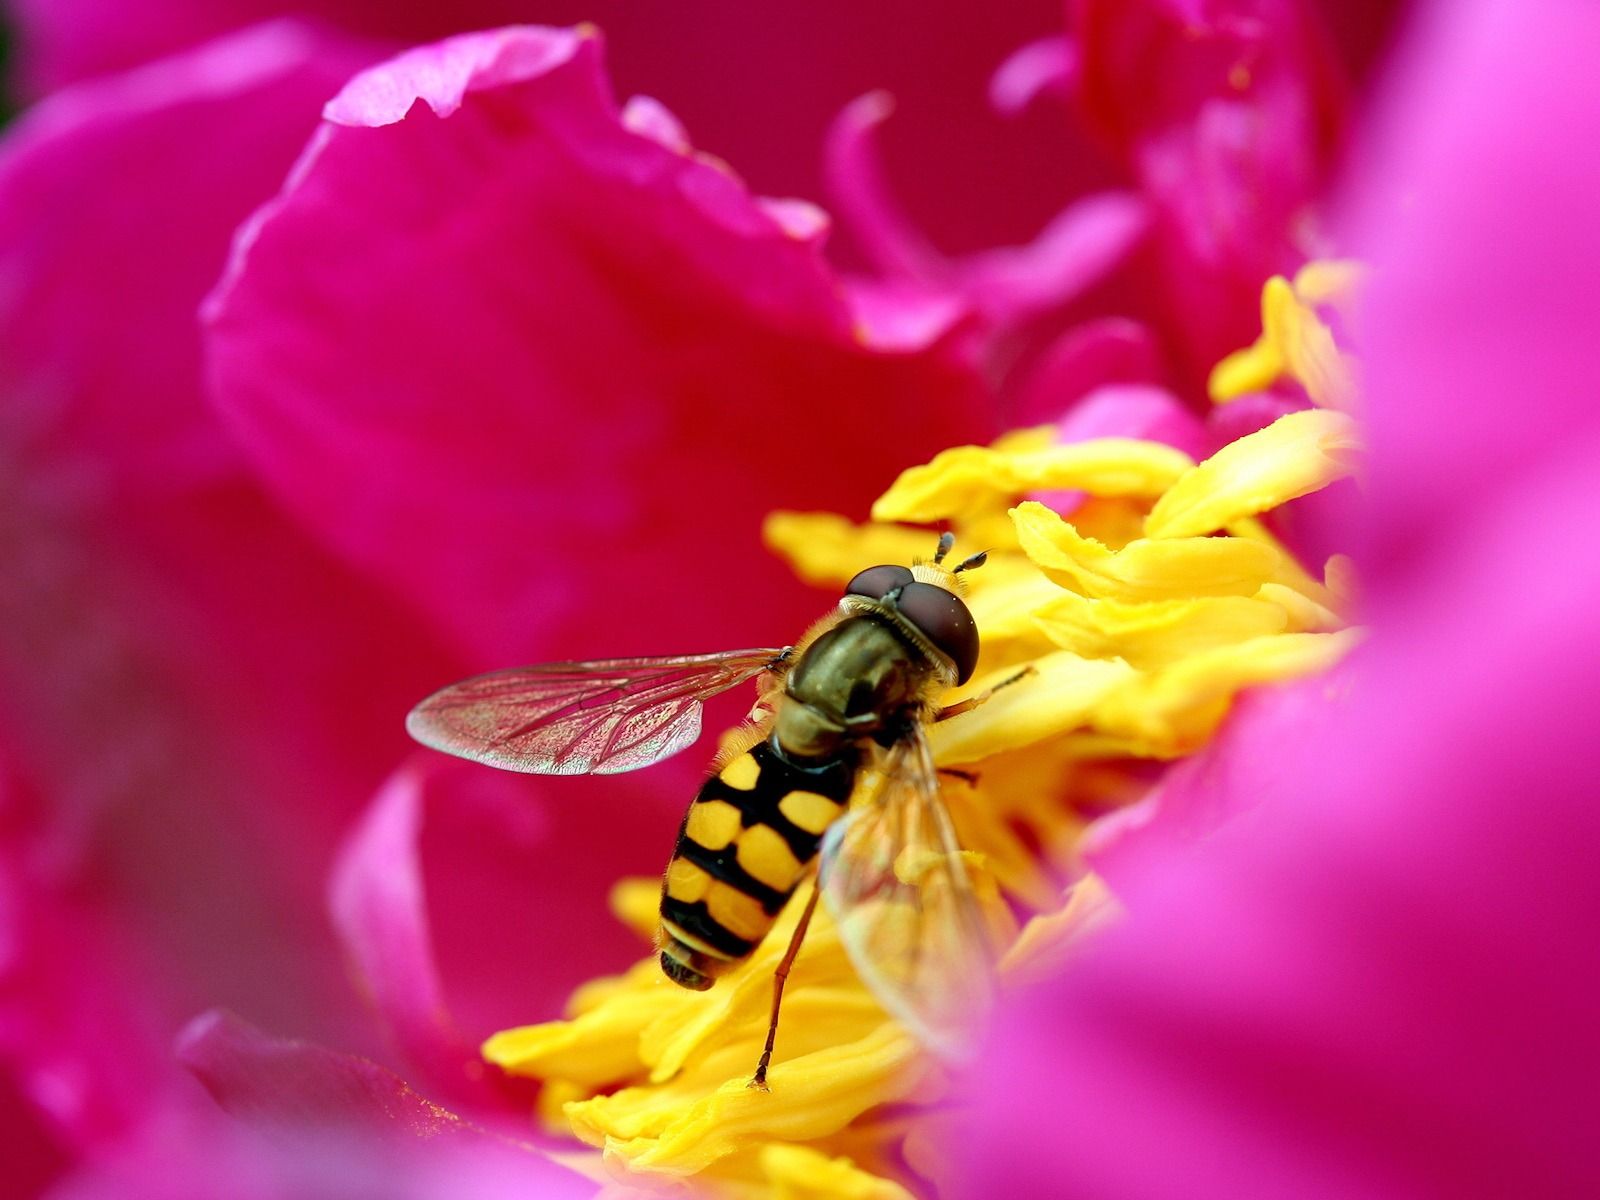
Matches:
[774,614,943,760]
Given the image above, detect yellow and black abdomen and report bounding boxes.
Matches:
[658,738,855,989]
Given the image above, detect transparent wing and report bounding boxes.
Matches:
[820,722,996,1062]
[406,648,788,775]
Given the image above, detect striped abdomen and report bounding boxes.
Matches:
[658,738,855,989]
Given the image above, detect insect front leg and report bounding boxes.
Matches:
[748,874,823,1091]
[935,664,1037,722]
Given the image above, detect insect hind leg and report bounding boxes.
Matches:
[748,877,824,1090]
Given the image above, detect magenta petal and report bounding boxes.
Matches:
[175,1010,595,1195]
[825,90,1145,329]
[5,0,540,96]
[1349,0,1600,576]
[6,0,288,94]
[957,190,1149,326]
[328,755,651,1107]
[823,90,945,281]
[49,1123,594,1200]
[328,735,701,1059]
[327,764,476,1101]
[0,19,375,493]
[0,1068,69,1196]
[1072,0,1346,374]
[844,278,973,352]
[1014,317,1165,424]
[409,755,690,1047]
[1079,675,1347,884]
[206,25,987,668]
[178,1009,488,1144]
[1205,390,1305,449]
[1059,382,1207,456]
[320,26,588,124]
[989,35,1080,117]
[966,444,1600,1197]
[619,93,692,154]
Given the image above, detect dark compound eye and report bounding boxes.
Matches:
[845,564,914,600]
[895,581,980,685]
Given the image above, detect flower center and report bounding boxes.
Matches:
[482,267,1364,1198]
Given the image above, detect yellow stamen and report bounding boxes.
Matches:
[1208,262,1364,409]
[871,437,1194,524]
[1145,409,1360,538]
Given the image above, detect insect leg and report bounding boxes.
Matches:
[748,876,823,1091]
[935,663,1038,721]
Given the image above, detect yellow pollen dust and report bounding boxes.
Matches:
[484,267,1364,1198]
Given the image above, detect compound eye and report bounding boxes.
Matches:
[896,582,980,684]
[845,564,914,600]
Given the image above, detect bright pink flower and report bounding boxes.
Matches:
[0,0,1379,1191]
[960,1,1600,1193]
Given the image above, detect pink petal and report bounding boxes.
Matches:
[0,19,375,493]
[1205,390,1305,448]
[11,1,1121,336]
[327,764,476,1102]
[620,93,692,154]
[174,1010,594,1195]
[1013,317,1165,424]
[0,1068,69,1196]
[1071,0,1347,377]
[823,90,943,281]
[179,1009,488,1144]
[206,26,990,671]
[959,190,1149,326]
[6,0,533,95]
[328,755,670,1107]
[48,1123,594,1200]
[966,439,1600,1197]
[1079,676,1349,883]
[0,755,232,1165]
[961,1,1600,1192]
[1054,383,1208,461]
[0,835,168,1150]
[989,35,1080,118]
[825,91,1147,328]
[1347,0,1600,576]
[844,277,973,352]
[396,754,693,1053]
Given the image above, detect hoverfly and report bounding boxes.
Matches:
[407,534,1009,1086]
